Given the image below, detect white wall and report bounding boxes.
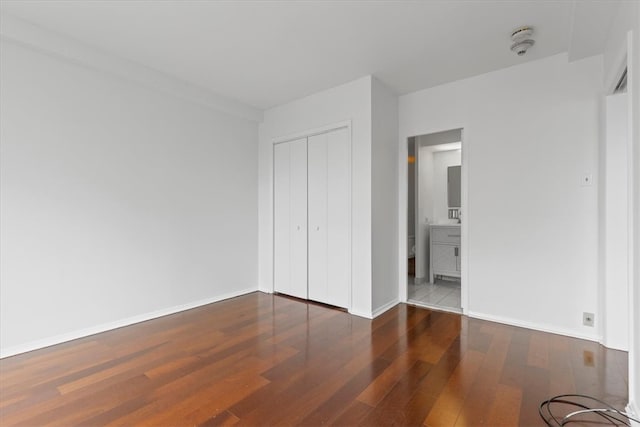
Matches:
[258,76,373,316]
[0,39,259,355]
[602,0,639,415]
[371,77,399,313]
[415,145,434,279]
[414,145,460,279]
[412,129,462,280]
[399,53,603,340]
[417,147,463,226]
[603,93,629,351]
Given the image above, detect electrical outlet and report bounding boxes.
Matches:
[581,173,593,186]
[583,312,595,327]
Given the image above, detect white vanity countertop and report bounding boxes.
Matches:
[430,223,460,228]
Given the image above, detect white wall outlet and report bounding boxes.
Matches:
[581,173,593,186]
[583,312,595,327]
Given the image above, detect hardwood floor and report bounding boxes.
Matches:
[0,292,628,426]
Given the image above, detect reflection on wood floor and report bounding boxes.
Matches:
[0,292,628,426]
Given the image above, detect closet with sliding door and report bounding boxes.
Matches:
[273,126,351,309]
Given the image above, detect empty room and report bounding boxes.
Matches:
[1,1,639,426]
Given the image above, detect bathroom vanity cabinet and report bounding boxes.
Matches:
[429,224,461,283]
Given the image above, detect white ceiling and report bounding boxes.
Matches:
[0,0,620,110]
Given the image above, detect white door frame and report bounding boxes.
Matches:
[606,29,637,416]
[271,120,353,309]
[398,127,469,313]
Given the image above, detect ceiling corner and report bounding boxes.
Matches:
[567,0,621,62]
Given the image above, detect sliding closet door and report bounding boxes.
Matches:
[307,128,350,308]
[273,138,308,299]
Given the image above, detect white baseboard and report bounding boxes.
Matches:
[349,299,399,320]
[372,299,399,318]
[601,337,629,352]
[627,401,639,427]
[348,309,373,319]
[466,310,600,342]
[0,286,257,359]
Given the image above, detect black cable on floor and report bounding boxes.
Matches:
[539,394,640,426]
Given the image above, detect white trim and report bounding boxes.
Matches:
[459,128,469,313]
[0,287,257,359]
[601,92,631,353]
[602,337,630,352]
[272,120,352,145]
[371,299,399,318]
[398,136,408,303]
[0,13,262,122]
[627,27,638,415]
[347,124,354,313]
[626,402,639,427]
[349,298,398,320]
[348,309,374,319]
[467,310,601,342]
[271,121,353,311]
[264,120,352,294]
[397,126,468,315]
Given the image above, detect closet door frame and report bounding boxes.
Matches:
[271,120,352,309]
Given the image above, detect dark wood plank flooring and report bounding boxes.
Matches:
[0,292,628,426]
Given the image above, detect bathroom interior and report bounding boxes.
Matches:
[407,129,462,312]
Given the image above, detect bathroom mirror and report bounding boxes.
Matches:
[447,165,461,208]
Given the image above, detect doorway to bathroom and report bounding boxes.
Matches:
[407,129,463,312]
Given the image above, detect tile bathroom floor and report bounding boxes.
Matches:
[408,277,461,312]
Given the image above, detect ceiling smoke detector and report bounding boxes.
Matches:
[510,26,535,56]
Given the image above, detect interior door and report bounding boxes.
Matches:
[308,128,350,308]
[273,138,308,299]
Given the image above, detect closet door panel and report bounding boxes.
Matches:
[273,143,291,296]
[325,128,350,308]
[274,138,308,299]
[289,140,308,298]
[307,133,328,303]
[308,128,350,309]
